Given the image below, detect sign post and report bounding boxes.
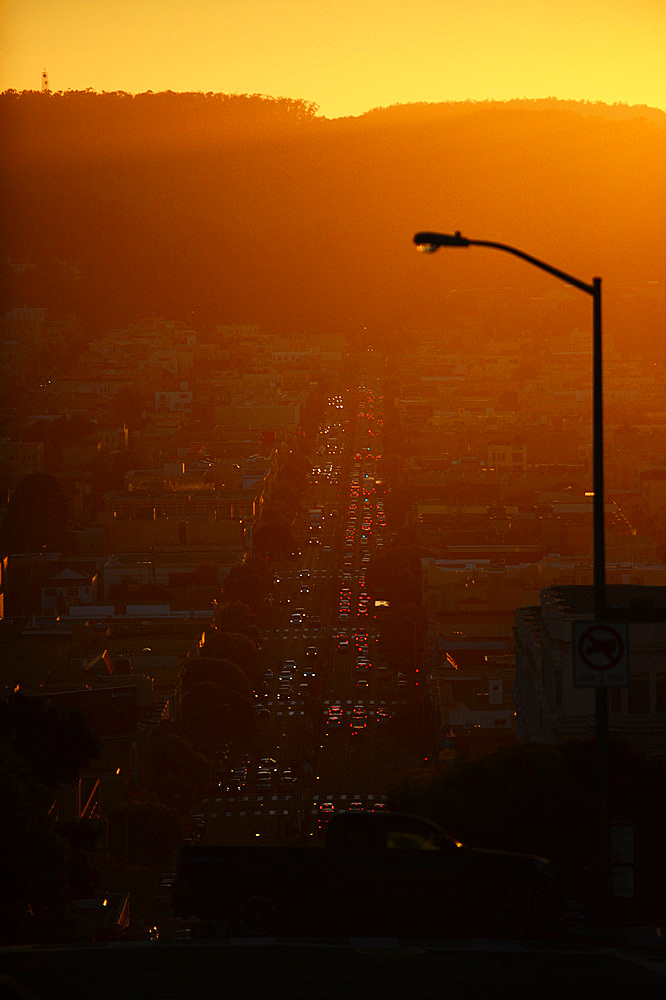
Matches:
[573,620,629,920]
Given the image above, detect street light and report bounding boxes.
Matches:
[414,228,609,915]
[413,230,605,618]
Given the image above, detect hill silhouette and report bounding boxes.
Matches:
[1,91,664,356]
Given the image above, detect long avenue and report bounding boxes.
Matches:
[191,382,419,851]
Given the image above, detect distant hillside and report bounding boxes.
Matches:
[2,91,664,356]
[354,98,666,127]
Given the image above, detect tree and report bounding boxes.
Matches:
[112,384,146,428]
[0,473,69,554]
[0,694,102,943]
[149,726,212,811]
[253,518,296,560]
[0,693,101,789]
[221,557,272,612]
[182,680,257,753]
[280,450,310,491]
[200,630,261,690]
[212,601,260,644]
[107,802,182,873]
[385,739,666,921]
[181,656,253,701]
[253,499,298,560]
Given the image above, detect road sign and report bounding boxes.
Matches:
[573,621,629,688]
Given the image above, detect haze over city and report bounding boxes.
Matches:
[2,0,666,992]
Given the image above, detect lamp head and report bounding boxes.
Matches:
[413,231,469,252]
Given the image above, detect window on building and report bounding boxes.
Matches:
[628,676,650,714]
[656,674,666,713]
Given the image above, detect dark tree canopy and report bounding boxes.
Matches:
[149,726,212,810]
[182,680,257,752]
[181,656,253,701]
[212,601,260,643]
[0,693,102,943]
[221,556,273,612]
[0,693,101,789]
[0,473,69,554]
[199,630,261,689]
[107,801,182,873]
[386,737,666,914]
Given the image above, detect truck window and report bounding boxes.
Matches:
[386,831,439,851]
[384,816,444,850]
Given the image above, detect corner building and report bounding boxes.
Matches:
[514,585,666,757]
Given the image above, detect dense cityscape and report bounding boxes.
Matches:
[2,91,666,994]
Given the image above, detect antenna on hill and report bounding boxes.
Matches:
[41,69,49,93]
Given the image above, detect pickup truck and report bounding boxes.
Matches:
[173,811,559,938]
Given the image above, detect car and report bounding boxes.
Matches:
[279,770,297,791]
[255,770,273,790]
[317,801,335,831]
[348,801,364,814]
[259,757,279,773]
[289,612,304,625]
[283,659,297,672]
[226,769,247,793]
[305,646,318,658]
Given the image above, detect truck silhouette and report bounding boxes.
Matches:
[173,811,559,938]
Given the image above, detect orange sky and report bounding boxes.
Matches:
[1,0,665,118]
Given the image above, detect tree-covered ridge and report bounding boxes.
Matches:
[2,91,664,354]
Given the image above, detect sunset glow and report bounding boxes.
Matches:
[2,0,665,118]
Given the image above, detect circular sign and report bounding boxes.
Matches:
[577,624,625,672]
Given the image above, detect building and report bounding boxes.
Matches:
[514,585,666,757]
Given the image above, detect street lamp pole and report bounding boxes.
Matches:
[414,230,609,913]
[413,231,605,614]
